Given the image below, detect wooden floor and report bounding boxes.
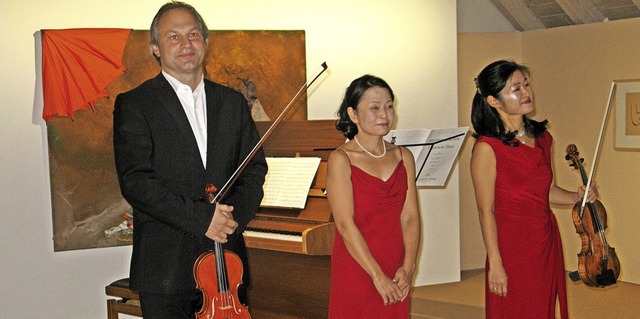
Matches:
[409,269,640,319]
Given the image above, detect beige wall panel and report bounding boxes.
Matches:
[459,18,640,284]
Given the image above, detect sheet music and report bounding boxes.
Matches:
[385,127,468,186]
[260,157,321,209]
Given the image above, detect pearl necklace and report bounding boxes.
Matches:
[515,127,526,144]
[354,135,386,158]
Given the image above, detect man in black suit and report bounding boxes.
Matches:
[113,2,267,318]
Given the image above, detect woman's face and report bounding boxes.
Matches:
[494,70,534,116]
[348,86,395,137]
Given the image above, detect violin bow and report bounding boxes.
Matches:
[579,81,615,217]
[208,62,329,204]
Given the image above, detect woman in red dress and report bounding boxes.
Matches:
[470,60,598,318]
[326,75,420,318]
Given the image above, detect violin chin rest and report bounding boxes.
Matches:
[596,269,617,286]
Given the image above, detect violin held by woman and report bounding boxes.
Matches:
[565,144,620,287]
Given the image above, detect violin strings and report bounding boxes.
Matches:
[215,241,231,312]
[577,150,611,258]
[587,203,610,258]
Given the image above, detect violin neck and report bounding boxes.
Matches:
[214,241,230,293]
[577,164,606,232]
[578,165,589,187]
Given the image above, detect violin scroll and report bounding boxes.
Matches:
[565,144,583,170]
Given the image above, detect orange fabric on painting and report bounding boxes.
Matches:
[42,28,131,121]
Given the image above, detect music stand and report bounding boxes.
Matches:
[386,127,468,187]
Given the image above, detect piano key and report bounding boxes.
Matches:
[243,230,303,242]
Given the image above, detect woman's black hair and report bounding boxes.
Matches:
[335,74,394,139]
[471,60,548,146]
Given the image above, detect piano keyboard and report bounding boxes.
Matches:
[243,229,303,242]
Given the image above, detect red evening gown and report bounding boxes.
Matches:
[477,131,568,319]
[329,159,409,319]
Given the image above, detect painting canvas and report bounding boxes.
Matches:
[46,30,306,251]
[614,79,640,150]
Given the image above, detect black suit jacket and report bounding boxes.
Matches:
[113,73,267,294]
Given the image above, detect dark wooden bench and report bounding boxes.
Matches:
[105,278,142,318]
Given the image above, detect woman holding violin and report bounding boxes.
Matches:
[470,60,598,319]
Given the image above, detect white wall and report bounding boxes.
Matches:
[1,1,459,317]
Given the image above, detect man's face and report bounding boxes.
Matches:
[152,8,207,79]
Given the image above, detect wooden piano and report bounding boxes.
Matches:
[245,120,345,319]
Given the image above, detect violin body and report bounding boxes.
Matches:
[194,249,251,319]
[191,65,328,319]
[566,144,620,287]
[571,200,620,287]
[194,182,251,319]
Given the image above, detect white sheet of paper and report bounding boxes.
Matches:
[385,127,468,186]
[260,157,321,208]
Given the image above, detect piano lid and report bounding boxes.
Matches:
[255,120,346,160]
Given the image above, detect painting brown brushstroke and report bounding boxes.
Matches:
[47,30,306,251]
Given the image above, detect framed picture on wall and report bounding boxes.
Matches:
[42,29,308,251]
[614,79,640,150]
